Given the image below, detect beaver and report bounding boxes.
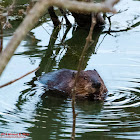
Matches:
[39,69,107,100]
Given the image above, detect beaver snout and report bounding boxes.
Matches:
[92,82,101,88]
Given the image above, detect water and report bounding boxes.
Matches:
[0,0,140,139]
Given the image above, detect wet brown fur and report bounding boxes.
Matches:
[40,69,107,100]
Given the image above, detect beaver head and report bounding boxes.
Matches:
[71,69,107,100]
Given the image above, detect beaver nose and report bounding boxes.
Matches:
[92,82,101,88]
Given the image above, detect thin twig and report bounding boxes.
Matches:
[74,15,97,87]
[3,0,16,29]
[71,14,97,140]
[95,33,107,53]
[0,67,39,88]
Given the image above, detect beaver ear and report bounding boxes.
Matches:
[72,72,76,78]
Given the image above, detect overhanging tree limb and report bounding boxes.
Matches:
[0,0,120,76]
[52,0,120,13]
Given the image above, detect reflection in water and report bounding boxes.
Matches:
[59,26,104,70]
[0,0,140,139]
[36,25,104,76]
[27,96,71,140]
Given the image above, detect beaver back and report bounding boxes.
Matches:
[40,69,76,94]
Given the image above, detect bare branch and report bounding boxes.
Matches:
[0,0,51,76]
[0,67,39,88]
[52,0,120,13]
[71,14,97,140]
[0,0,120,76]
[104,0,120,13]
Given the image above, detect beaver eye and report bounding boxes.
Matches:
[84,77,87,80]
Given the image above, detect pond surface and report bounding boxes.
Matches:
[0,0,140,139]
